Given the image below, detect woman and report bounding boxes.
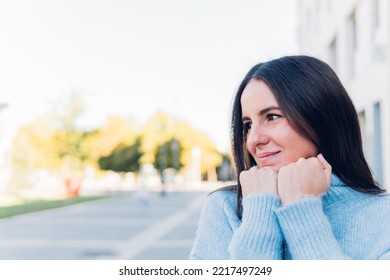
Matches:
[190,55,390,259]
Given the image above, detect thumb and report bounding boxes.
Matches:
[317,153,332,186]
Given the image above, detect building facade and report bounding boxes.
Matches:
[297,0,390,189]
[0,103,9,192]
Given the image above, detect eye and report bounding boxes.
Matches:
[266,114,282,121]
[243,122,252,132]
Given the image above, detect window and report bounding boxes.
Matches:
[372,0,380,31]
[329,37,338,72]
[347,10,357,78]
[358,110,366,152]
[373,102,383,186]
[371,0,384,60]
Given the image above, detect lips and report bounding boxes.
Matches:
[257,151,280,166]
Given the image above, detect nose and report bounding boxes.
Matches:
[246,123,270,148]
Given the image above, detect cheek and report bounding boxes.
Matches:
[245,134,257,157]
[286,137,317,159]
[245,140,254,156]
[280,130,317,159]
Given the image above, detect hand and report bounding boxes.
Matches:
[277,154,332,206]
[239,166,278,197]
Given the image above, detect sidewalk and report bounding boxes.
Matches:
[0,190,208,260]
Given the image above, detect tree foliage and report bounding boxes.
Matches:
[154,138,183,172]
[11,117,59,169]
[50,91,88,173]
[84,115,139,168]
[10,105,222,181]
[140,112,222,176]
[98,137,143,173]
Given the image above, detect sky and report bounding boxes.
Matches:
[0,0,297,152]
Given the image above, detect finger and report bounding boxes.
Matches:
[317,153,331,169]
[317,153,332,185]
[239,169,247,182]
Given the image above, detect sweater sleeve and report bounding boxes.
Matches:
[228,193,283,259]
[190,191,283,260]
[275,197,350,259]
[190,191,238,260]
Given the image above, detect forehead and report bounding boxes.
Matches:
[240,79,279,111]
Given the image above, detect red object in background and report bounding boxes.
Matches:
[64,177,82,197]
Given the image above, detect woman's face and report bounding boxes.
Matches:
[241,79,318,171]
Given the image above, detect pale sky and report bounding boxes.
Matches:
[0,0,297,152]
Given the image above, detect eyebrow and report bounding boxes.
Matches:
[242,106,281,122]
[259,106,281,116]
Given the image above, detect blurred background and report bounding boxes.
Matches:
[0,0,388,259]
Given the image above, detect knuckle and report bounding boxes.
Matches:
[278,165,287,174]
[239,171,247,181]
[311,158,322,168]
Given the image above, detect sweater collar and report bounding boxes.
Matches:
[322,174,357,206]
[330,173,346,187]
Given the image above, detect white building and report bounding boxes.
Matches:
[0,103,10,192]
[297,0,390,189]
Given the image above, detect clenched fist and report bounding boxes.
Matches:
[239,166,278,196]
[239,154,332,205]
[277,154,332,205]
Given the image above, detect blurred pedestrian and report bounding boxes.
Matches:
[135,187,150,211]
[190,55,390,260]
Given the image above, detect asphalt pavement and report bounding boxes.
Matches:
[0,190,208,260]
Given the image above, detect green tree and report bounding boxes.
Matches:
[140,112,222,179]
[140,112,176,164]
[50,91,89,173]
[154,138,183,172]
[84,115,139,168]
[98,137,143,173]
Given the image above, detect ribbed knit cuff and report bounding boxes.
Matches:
[229,193,283,259]
[276,197,345,259]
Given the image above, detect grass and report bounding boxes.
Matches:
[0,195,111,219]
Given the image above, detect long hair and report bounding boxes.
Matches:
[230,55,384,218]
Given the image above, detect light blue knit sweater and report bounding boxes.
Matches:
[190,175,390,259]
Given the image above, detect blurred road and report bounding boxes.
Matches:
[0,190,209,260]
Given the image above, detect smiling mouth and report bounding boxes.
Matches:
[257,151,280,165]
